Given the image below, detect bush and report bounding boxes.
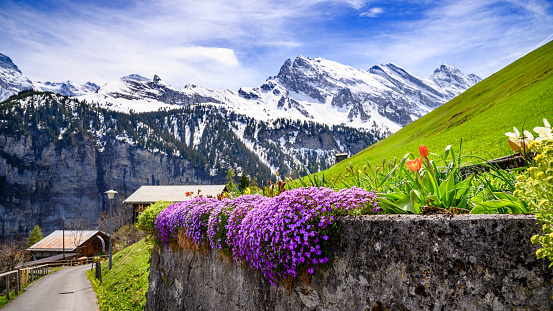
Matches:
[137,201,171,235]
[514,140,553,266]
[114,224,146,249]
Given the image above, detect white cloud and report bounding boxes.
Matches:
[163,47,239,67]
[360,7,384,17]
[351,0,553,78]
[0,0,352,89]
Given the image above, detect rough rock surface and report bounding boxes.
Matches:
[146,214,553,311]
[0,133,221,238]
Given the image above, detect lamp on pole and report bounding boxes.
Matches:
[105,190,118,270]
[62,217,65,260]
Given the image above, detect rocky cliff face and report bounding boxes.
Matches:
[0,132,220,239]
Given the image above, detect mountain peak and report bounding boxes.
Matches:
[0,53,21,73]
[433,63,460,75]
[428,64,481,96]
[122,74,150,82]
[153,75,162,83]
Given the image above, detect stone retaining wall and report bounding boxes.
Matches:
[145,214,553,310]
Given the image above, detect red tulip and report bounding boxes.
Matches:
[419,145,429,158]
[406,158,422,172]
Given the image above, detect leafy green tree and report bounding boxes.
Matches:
[226,168,236,191]
[26,224,44,247]
[238,173,250,192]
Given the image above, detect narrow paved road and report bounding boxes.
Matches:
[3,264,99,311]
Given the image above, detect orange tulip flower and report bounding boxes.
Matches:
[419,145,429,158]
[406,158,422,172]
[507,139,522,153]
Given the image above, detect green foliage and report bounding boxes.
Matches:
[290,165,340,189]
[87,238,153,311]
[26,224,44,247]
[226,168,236,191]
[114,224,146,249]
[238,173,250,192]
[324,40,553,184]
[137,201,171,236]
[323,142,527,214]
[375,144,475,214]
[515,140,553,266]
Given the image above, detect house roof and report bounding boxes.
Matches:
[27,230,107,252]
[123,185,227,204]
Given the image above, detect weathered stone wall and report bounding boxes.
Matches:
[146,214,553,311]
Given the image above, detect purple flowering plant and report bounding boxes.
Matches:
[154,186,380,287]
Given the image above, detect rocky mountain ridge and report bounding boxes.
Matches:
[0,53,481,135]
[0,92,382,238]
[79,56,480,134]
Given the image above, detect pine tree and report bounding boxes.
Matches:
[26,225,44,247]
[226,168,236,191]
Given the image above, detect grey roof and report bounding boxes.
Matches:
[27,230,107,252]
[123,185,227,204]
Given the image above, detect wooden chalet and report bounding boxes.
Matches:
[26,230,109,260]
[123,185,228,223]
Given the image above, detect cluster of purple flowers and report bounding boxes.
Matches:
[154,187,379,287]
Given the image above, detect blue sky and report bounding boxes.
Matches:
[1,0,552,90]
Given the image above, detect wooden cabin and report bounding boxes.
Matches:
[26,230,109,260]
[123,185,228,223]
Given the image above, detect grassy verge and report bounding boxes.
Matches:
[0,289,21,309]
[87,238,153,311]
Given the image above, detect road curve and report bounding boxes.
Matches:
[3,264,99,311]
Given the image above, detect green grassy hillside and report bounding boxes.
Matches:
[87,238,153,311]
[325,40,553,179]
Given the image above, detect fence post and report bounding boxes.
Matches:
[95,262,102,284]
[6,274,10,300]
[15,270,20,295]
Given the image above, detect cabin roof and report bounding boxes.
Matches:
[27,230,108,252]
[123,185,227,204]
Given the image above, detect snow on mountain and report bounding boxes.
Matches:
[79,75,227,113]
[122,74,150,82]
[34,80,99,96]
[0,53,34,101]
[79,56,481,135]
[426,63,482,98]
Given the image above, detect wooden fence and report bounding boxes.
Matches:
[0,255,108,301]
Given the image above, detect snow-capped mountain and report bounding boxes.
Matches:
[34,80,99,96]
[0,52,99,100]
[79,74,224,112]
[0,53,34,101]
[78,56,481,134]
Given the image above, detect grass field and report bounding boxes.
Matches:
[87,238,153,311]
[323,40,553,181]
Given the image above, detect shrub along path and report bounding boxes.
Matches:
[2,264,99,311]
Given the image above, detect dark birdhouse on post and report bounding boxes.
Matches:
[335,153,348,164]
